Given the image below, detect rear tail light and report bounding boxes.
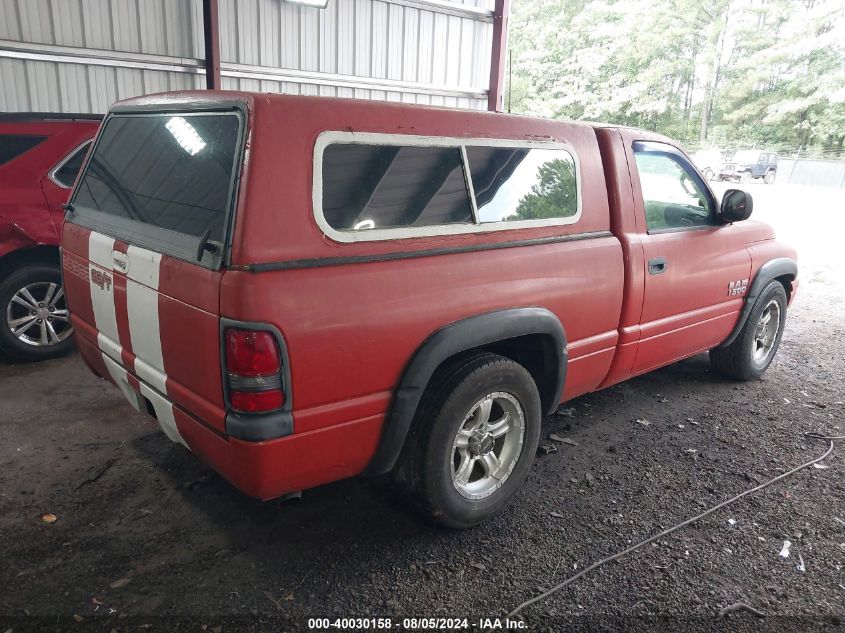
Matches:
[224,328,285,414]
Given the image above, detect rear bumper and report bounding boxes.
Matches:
[75,331,384,500]
[175,407,384,499]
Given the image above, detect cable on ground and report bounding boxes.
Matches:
[506,431,844,621]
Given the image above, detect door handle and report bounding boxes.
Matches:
[112,250,128,273]
[648,257,667,275]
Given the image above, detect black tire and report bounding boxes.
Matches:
[394,352,542,529]
[710,280,787,380]
[740,172,753,184]
[764,170,776,184]
[703,168,714,181]
[0,263,75,362]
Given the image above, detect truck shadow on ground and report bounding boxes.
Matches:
[124,352,735,563]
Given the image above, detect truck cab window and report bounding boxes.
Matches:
[634,145,715,231]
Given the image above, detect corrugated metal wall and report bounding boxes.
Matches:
[0,0,494,113]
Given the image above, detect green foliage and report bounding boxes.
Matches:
[513,158,578,219]
[509,0,845,153]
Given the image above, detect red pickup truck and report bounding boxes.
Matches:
[61,93,797,528]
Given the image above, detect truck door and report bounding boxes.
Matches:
[627,139,751,375]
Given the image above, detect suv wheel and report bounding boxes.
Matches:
[740,172,753,184]
[763,170,776,184]
[0,264,74,362]
[394,353,541,528]
[702,167,714,181]
[710,280,787,380]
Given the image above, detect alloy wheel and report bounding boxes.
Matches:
[451,392,526,500]
[753,299,781,365]
[5,282,72,347]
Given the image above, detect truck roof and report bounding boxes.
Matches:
[110,90,654,134]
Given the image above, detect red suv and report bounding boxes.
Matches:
[0,113,101,361]
[62,93,796,527]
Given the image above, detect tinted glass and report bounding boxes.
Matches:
[466,147,578,222]
[634,150,715,231]
[53,142,90,187]
[322,144,473,231]
[74,113,240,241]
[0,134,47,166]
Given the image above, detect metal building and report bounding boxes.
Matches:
[0,0,509,114]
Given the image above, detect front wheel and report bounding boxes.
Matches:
[394,353,541,528]
[0,263,75,362]
[710,280,787,380]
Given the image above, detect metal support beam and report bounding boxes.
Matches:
[487,0,509,112]
[202,0,221,90]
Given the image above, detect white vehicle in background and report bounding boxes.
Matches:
[690,148,723,181]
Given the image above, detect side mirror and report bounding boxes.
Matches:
[720,189,753,223]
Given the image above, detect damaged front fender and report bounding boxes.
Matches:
[0,219,59,260]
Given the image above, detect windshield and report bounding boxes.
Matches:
[73,112,241,244]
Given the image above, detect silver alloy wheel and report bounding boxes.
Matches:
[451,391,525,500]
[5,281,72,347]
[753,299,781,364]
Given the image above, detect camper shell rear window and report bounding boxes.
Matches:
[69,109,245,268]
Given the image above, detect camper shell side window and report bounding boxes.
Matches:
[314,132,582,243]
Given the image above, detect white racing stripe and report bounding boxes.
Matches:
[88,231,120,361]
[127,281,167,393]
[125,243,186,447]
[126,245,161,287]
[101,354,143,413]
[88,232,186,448]
[125,245,165,390]
[140,383,188,448]
[97,332,122,364]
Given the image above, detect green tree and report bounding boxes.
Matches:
[508,0,845,154]
[712,0,845,151]
[514,159,578,219]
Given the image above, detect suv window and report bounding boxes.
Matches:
[0,134,47,166]
[322,144,473,231]
[466,146,577,222]
[634,143,715,231]
[52,142,91,188]
[73,113,241,243]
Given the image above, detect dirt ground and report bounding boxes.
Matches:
[1,183,843,632]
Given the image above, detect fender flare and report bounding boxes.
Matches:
[719,257,797,348]
[364,307,567,476]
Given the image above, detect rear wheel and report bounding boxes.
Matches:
[710,280,787,380]
[0,264,74,362]
[740,172,753,184]
[763,170,776,184]
[394,353,541,528]
[702,167,714,181]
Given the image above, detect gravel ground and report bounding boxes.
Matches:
[1,183,843,633]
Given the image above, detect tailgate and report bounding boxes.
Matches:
[61,109,245,435]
